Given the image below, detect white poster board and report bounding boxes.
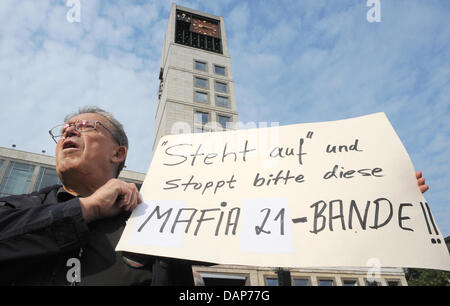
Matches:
[117,113,450,271]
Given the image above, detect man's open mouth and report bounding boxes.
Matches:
[62,140,79,151]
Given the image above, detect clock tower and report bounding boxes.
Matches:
[153,4,238,155]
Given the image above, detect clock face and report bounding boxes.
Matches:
[192,18,219,38]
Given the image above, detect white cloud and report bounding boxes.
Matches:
[227,2,250,34]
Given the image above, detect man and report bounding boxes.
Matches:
[0,106,430,285]
[0,106,194,285]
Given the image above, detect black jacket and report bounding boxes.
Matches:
[0,185,194,285]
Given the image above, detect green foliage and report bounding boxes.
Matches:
[406,242,450,286]
[406,268,450,286]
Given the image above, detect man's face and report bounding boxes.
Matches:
[55,113,120,180]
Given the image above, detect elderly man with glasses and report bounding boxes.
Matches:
[0,106,195,285]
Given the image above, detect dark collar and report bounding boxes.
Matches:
[56,186,78,202]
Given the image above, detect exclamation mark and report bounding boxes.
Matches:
[420,202,441,244]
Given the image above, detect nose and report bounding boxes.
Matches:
[63,124,80,139]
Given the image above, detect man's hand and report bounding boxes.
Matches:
[79,179,143,223]
[416,171,429,194]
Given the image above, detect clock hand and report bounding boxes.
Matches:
[198,24,216,31]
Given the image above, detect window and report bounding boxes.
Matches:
[216,95,229,108]
[265,277,279,286]
[194,76,208,89]
[194,111,210,133]
[195,91,209,104]
[215,81,228,93]
[217,115,231,130]
[318,279,334,286]
[199,272,247,286]
[342,279,358,286]
[293,278,310,286]
[0,161,35,197]
[194,60,207,72]
[33,167,60,191]
[365,279,381,286]
[214,65,226,76]
[195,111,209,125]
[387,280,400,286]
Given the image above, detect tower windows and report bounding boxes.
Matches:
[194,60,207,72]
[216,95,229,108]
[217,114,231,130]
[194,110,210,133]
[194,76,209,89]
[194,91,209,104]
[214,65,226,76]
[215,81,228,93]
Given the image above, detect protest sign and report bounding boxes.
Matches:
[116,113,450,271]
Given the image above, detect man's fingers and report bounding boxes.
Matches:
[419,184,429,193]
[118,183,140,211]
[129,189,138,210]
[83,179,142,222]
[126,191,142,212]
[129,183,139,205]
[417,177,425,186]
[416,171,422,179]
[415,171,429,193]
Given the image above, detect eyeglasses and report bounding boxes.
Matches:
[49,120,121,145]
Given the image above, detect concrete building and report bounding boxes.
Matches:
[151,4,408,286]
[193,265,407,286]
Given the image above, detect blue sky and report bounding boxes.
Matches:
[0,0,448,236]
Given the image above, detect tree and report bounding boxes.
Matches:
[405,241,450,286]
[406,268,450,286]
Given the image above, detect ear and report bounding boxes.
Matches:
[111,145,127,165]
